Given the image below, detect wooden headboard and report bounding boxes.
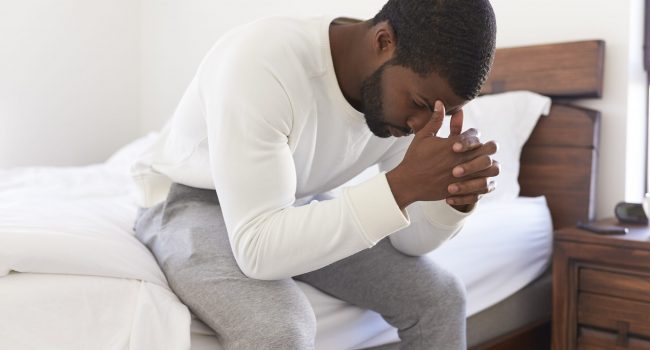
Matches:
[481,40,604,229]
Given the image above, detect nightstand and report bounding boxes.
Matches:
[552,219,650,349]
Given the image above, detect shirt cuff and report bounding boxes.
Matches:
[419,200,475,229]
[343,172,410,244]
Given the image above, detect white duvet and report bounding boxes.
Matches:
[0,135,553,350]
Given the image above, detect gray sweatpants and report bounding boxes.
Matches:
[134,183,466,350]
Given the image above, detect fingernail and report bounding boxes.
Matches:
[447,198,455,205]
[453,167,464,177]
[453,143,463,152]
[434,100,442,113]
[448,184,459,193]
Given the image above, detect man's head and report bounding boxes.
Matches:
[359,0,496,138]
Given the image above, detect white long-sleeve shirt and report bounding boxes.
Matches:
[131,16,472,280]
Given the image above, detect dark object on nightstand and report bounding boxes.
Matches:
[576,221,628,235]
[552,219,650,349]
[614,202,649,224]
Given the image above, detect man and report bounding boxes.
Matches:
[133,0,498,348]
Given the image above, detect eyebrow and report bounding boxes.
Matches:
[418,94,461,116]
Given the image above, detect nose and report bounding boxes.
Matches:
[407,112,432,134]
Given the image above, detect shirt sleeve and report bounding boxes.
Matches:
[197,51,409,280]
[378,140,473,256]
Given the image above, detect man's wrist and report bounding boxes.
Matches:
[450,203,474,213]
[386,168,415,210]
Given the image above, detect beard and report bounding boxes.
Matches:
[360,61,412,138]
[359,62,392,138]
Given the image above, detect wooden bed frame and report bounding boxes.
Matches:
[484,40,603,229]
[470,40,604,349]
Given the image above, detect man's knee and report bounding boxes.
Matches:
[169,272,317,349]
[437,269,466,311]
[413,265,466,317]
[225,306,317,350]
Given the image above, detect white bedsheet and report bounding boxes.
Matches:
[0,272,190,350]
[0,158,552,349]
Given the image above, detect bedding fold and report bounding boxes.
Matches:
[0,145,553,349]
[0,165,168,287]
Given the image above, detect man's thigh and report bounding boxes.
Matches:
[294,238,465,321]
[134,184,316,348]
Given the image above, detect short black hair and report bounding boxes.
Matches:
[373,0,497,101]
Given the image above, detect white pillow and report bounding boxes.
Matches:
[105,132,160,173]
[437,91,551,202]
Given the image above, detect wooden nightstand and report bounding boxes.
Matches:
[552,219,650,349]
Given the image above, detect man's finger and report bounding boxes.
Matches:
[447,178,495,196]
[446,193,480,206]
[449,108,464,136]
[461,128,479,137]
[446,180,496,205]
[456,140,498,163]
[454,159,501,179]
[452,155,493,177]
[415,100,445,138]
[452,130,482,153]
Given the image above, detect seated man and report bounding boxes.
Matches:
[133,0,498,348]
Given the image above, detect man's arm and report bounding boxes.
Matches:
[380,101,499,256]
[379,141,475,256]
[198,48,410,280]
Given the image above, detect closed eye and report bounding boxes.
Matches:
[412,100,426,109]
[413,99,434,112]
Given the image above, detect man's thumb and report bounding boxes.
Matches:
[416,100,445,137]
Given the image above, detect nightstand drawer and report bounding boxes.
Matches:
[554,223,650,350]
[578,293,650,337]
[580,267,650,303]
[578,327,650,349]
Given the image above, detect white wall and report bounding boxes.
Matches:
[139,0,387,132]
[140,0,647,218]
[490,0,647,217]
[2,1,646,219]
[0,0,141,167]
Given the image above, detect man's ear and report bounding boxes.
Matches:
[372,21,396,60]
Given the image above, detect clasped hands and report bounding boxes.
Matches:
[386,100,500,212]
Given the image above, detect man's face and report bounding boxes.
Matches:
[360,62,467,138]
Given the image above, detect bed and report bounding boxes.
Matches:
[0,40,603,349]
[465,39,603,350]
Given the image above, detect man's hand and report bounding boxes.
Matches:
[445,105,499,211]
[386,100,499,211]
[445,138,499,211]
[386,101,483,209]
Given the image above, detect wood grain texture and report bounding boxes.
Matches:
[552,242,580,350]
[555,219,650,250]
[475,40,604,350]
[553,224,650,350]
[519,104,600,229]
[469,319,550,350]
[578,293,650,337]
[524,104,599,148]
[578,327,650,349]
[481,40,605,98]
[580,268,650,304]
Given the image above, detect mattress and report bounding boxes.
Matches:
[188,197,554,350]
[0,137,553,349]
[0,272,190,350]
[466,268,552,347]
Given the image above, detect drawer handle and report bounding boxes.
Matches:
[616,320,629,347]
